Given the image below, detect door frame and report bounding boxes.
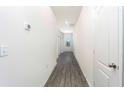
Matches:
[118,6,123,87]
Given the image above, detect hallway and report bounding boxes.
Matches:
[45,52,89,87]
[0,6,123,87]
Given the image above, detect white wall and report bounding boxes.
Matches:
[73,7,95,86]
[57,31,64,57]
[0,7,58,86]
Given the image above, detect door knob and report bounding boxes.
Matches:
[108,63,117,69]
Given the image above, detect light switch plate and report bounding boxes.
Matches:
[0,45,8,57]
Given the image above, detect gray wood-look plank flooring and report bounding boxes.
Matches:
[45,52,89,87]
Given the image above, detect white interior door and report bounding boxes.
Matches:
[94,7,121,87]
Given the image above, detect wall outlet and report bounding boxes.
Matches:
[0,45,8,57]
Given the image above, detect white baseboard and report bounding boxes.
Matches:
[80,66,93,87]
[85,77,93,87]
[73,53,94,87]
[43,62,57,87]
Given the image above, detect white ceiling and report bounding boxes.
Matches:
[51,6,82,27]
